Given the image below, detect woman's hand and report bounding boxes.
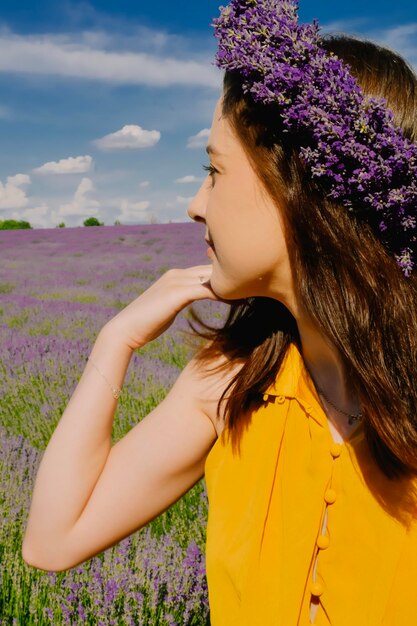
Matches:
[103,265,227,352]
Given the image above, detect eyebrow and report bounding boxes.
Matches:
[206,145,225,157]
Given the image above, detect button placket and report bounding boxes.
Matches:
[311,508,330,598]
[310,442,342,621]
[263,393,287,404]
[330,442,342,459]
[316,533,330,550]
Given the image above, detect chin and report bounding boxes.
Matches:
[210,273,250,301]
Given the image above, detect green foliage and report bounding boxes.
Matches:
[32,291,98,304]
[0,225,216,625]
[0,219,32,230]
[0,283,15,294]
[83,217,104,227]
[56,222,66,228]
[5,309,30,329]
[124,269,156,280]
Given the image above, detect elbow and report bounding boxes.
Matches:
[22,553,72,573]
[22,557,68,573]
[21,540,71,573]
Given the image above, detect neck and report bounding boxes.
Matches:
[267,272,362,424]
[294,311,362,422]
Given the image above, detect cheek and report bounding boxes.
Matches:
[209,179,286,264]
[213,232,279,284]
[225,209,284,261]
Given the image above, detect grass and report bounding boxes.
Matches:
[0,223,220,624]
[0,283,15,294]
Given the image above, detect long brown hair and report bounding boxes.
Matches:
[186,35,417,481]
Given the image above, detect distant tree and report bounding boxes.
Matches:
[56,222,66,228]
[148,212,159,224]
[83,217,104,227]
[114,219,122,225]
[0,219,32,230]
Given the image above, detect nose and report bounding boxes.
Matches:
[187,177,210,223]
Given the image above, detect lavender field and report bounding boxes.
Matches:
[0,223,228,626]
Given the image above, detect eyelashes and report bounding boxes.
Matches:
[202,163,218,187]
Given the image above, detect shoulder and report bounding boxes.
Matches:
[181,352,247,438]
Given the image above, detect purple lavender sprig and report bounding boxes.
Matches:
[212,0,417,277]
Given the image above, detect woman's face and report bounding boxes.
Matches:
[187,96,295,308]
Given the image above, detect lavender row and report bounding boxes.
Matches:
[0,224,229,624]
[0,426,210,625]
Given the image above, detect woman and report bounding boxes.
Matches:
[22,1,417,624]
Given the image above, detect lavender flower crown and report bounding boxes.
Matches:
[211,0,417,277]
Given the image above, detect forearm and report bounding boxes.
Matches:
[22,324,134,563]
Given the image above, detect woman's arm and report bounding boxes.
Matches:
[21,324,134,566]
[21,329,218,571]
[21,266,222,571]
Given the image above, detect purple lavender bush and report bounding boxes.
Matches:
[212,0,417,276]
[0,224,228,625]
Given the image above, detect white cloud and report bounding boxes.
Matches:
[176,195,194,204]
[93,125,161,150]
[33,155,93,175]
[20,203,50,228]
[139,180,150,188]
[373,23,417,67]
[0,31,220,88]
[117,199,152,223]
[8,173,31,186]
[322,20,417,69]
[22,204,49,218]
[165,195,194,209]
[58,177,100,216]
[187,128,210,149]
[321,19,369,34]
[0,173,31,209]
[175,175,203,184]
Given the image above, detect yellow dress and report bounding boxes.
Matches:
[204,342,417,626]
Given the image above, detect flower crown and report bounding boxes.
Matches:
[211,0,417,277]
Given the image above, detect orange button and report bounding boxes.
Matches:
[330,443,342,458]
[317,534,330,549]
[311,581,324,596]
[276,395,286,404]
[324,488,337,504]
[263,394,269,402]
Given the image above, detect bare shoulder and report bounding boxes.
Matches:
[182,351,247,438]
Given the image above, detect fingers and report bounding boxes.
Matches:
[184,265,213,286]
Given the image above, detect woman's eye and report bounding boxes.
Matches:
[202,163,217,186]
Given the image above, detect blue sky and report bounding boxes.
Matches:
[0,1,416,229]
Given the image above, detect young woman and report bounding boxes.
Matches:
[22,1,417,624]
